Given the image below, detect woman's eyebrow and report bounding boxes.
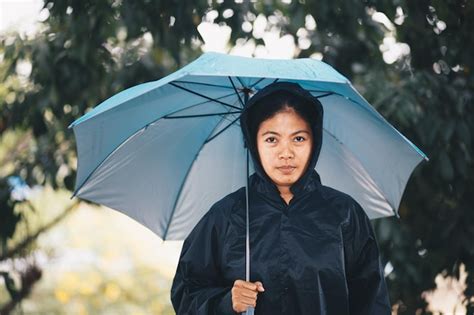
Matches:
[261,130,311,136]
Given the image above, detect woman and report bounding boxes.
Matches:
[171,82,391,314]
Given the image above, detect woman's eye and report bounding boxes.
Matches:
[265,137,277,143]
[294,136,305,142]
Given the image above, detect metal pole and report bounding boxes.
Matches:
[243,89,255,315]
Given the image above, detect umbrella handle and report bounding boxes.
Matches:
[242,306,255,315]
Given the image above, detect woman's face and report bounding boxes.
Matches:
[256,108,313,194]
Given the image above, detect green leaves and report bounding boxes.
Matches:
[438,151,454,181]
[0,271,19,300]
[0,179,21,245]
[0,0,473,313]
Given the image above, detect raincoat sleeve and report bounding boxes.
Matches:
[342,200,391,315]
[171,202,236,315]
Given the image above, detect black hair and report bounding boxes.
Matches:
[246,89,320,144]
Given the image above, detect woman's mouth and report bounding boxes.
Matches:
[277,166,296,174]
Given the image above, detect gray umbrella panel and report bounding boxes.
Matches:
[71,76,425,240]
[75,99,248,240]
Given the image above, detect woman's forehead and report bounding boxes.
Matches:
[259,110,311,128]
[259,111,312,135]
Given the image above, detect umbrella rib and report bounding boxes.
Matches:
[169,82,241,110]
[228,76,244,108]
[174,76,362,92]
[71,92,240,199]
[173,80,234,90]
[304,89,331,93]
[164,111,242,119]
[306,89,336,96]
[305,87,378,120]
[314,92,334,99]
[250,77,266,88]
[236,76,246,88]
[204,115,241,144]
[162,113,230,240]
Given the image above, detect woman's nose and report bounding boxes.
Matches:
[279,142,294,159]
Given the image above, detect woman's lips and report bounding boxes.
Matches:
[277,166,296,174]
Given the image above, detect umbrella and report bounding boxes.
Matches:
[69,51,428,314]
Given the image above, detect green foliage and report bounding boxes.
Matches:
[0,179,21,250]
[1,272,19,301]
[1,0,473,314]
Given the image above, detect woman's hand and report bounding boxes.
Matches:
[231,279,265,313]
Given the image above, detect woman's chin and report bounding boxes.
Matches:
[273,175,299,187]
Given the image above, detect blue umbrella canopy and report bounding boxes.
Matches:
[69,51,428,241]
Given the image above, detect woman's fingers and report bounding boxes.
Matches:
[232,296,257,312]
[239,288,258,298]
[231,279,265,312]
[240,296,257,306]
[234,279,265,292]
[231,285,258,300]
[234,279,257,290]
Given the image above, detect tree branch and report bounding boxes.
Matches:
[0,200,80,261]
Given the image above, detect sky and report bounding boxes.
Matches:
[0,0,44,34]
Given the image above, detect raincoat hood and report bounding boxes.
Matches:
[239,81,324,196]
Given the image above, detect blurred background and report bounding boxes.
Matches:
[0,0,472,314]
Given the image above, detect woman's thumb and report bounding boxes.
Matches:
[254,281,265,292]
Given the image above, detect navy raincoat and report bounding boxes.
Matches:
[171,82,391,314]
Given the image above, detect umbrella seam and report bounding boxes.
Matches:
[69,72,189,128]
[304,81,427,161]
[250,77,267,88]
[171,76,266,98]
[228,76,244,108]
[162,110,234,240]
[188,72,347,84]
[170,82,241,110]
[173,80,235,90]
[322,128,396,215]
[205,115,241,144]
[71,92,240,198]
[164,111,242,119]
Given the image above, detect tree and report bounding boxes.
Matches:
[1,0,472,313]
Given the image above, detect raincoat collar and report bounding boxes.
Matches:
[249,169,322,198]
[240,81,324,200]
